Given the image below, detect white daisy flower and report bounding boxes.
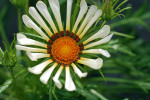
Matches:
[16,0,113,91]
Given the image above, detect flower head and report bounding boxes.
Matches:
[2,51,16,68]
[16,0,113,91]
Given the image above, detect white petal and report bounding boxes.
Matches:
[22,15,49,41]
[76,5,97,35]
[83,25,110,44]
[48,0,63,31]
[36,1,58,33]
[26,51,50,61]
[77,57,103,70]
[80,0,86,7]
[28,59,53,74]
[16,45,47,53]
[82,49,111,58]
[79,10,102,38]
[66,0,73,31]
[72,0,88,33]
[17,33,47,48]
[84,34,113,49]
[71,63,87,78]
[29,7,53,37]
[53,65,64,89]
[40,63,58,84]
[65,67,76,91]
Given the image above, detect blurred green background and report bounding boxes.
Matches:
[0,0,150,100]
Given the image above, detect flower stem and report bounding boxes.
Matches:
[25,0,29,15]
[17,9,22,32]
[100,20,107,29]
[52,85,59,100]
[9,67,16,83]
[49,77,53,100]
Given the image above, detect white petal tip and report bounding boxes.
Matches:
[28,67,41,75]
[22,15,32,28]
[53,77,62,89]
[109,33,114,38]
[99,49,111,58]
[65,86,76,91]
[15,45,25,51]
[104,25,110,29]
[26,51,37,61]
[40,77,48,84]
[96,58,103,70]
[82,72,88,77]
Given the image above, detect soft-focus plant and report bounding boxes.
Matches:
[0,0,150,100]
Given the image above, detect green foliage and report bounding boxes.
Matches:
[0,6,9,46]
[10,0,25,8]
[1,38,16,68]
[0,0,150,100]
[93,0,132,21]
[0,79,12,94]
[0,47,4,58]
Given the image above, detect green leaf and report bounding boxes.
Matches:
[90,89,108,100]
[133,0,147,17]
[141,12,150,20]
[117,7,132,14]
[117,46,136,56]
[0,47,4,57]
[114,0,128,12]
[10,36,16,51]
[0,79,12,94]
[99,69,107,84]
[76,88,99,100]
[135,19,150,32]
[122,98,129,100]
[0,6,7,19]
[71,0,80,28]
[112,31,134,38]
[0,6,9,46]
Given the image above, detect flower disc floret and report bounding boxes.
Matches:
[51,36,80,64]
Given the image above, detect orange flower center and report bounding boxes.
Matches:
[51,36,80,64]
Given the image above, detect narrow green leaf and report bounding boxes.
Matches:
[133,0,147,17]
[0,79,12,94]
[141,12,150,20]
[72,0,80,27]
[0,47,4,57]
[52,85,59,100]
[76,88,99,100]
[90,89,109,100]
[122,98,129,100]
[0,6,7,19]
[114,0,128,12]
[113,0,119,8]
[135,19,150,32]
[10,36,16,51]
[117,7,132,14]
[117,46,136,56]
[99,69,107,84]
[112,31,134,38]
[138,84,149,94]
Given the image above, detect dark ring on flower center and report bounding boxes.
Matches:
[47,31,84,65]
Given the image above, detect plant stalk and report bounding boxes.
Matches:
[9,67,16,83]
[25,0,29,15]
[17,9,22,32]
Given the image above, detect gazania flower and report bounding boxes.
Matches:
[16,0,113,91]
